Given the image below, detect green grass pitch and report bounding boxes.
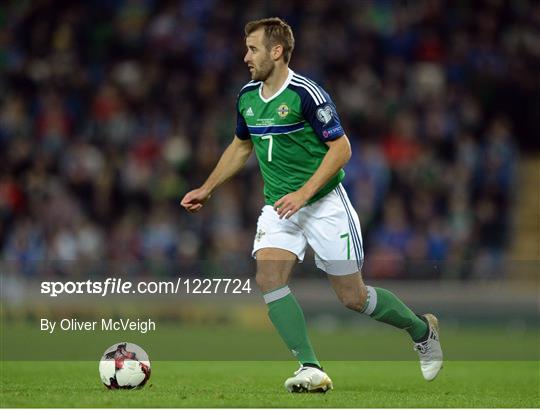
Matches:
[1,323,539,407]
[1,360,538,407]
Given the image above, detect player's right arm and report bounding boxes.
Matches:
[180,136,253,213]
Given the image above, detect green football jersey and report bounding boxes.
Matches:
[236,69,346,205]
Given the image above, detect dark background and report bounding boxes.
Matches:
[1,0,539,281]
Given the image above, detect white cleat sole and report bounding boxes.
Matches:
[285,376,333,393]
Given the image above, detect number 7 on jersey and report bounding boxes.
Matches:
[261,135,273,162]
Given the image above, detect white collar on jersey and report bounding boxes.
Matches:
[258,68,294,103]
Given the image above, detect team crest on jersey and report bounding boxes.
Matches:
[277,103,289,118]
[316,105,333,125]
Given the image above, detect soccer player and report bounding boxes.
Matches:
[181,17,443,392]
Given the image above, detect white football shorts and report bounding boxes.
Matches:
[252,184,364,275]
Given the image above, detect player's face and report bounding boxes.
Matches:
[244,29,275,81]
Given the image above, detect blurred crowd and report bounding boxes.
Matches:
[2,0,536,280]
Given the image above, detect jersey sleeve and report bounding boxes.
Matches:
[235,96,250,140]
[300,87,345,142]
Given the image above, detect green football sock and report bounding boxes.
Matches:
[362,286,428,342]
[264,285,320,367]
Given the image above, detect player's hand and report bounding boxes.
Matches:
[180,187,212,213]
[274,190,309,219]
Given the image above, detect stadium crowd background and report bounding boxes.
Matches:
[1,0,537,280]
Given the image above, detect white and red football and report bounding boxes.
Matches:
[99,342,151,389]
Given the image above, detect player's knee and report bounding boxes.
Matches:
[255,271,286,293]
[340,285,368,312]
[341,297,364,312]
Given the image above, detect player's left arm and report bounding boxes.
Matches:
[274,134,351,219]
[275,83,351,219]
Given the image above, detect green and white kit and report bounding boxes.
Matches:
[237,70,440,383]
[236,69,363,274]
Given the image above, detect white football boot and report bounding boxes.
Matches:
[284,365,333,393]
[414,313,443,381]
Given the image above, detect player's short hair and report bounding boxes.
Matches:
[245,17,295,64]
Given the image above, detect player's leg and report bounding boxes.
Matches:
[252,205,332,392]
[255,248,296,292]
[256,247,332,392]
[327,272,443,381]
[328,272,428,341]
[255,247,320,367]
[304,185,443,380]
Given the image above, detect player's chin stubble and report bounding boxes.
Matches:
[252,61,274,81]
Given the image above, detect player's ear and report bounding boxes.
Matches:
[271,44,283,61]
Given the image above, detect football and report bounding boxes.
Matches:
[99,342,151,389]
